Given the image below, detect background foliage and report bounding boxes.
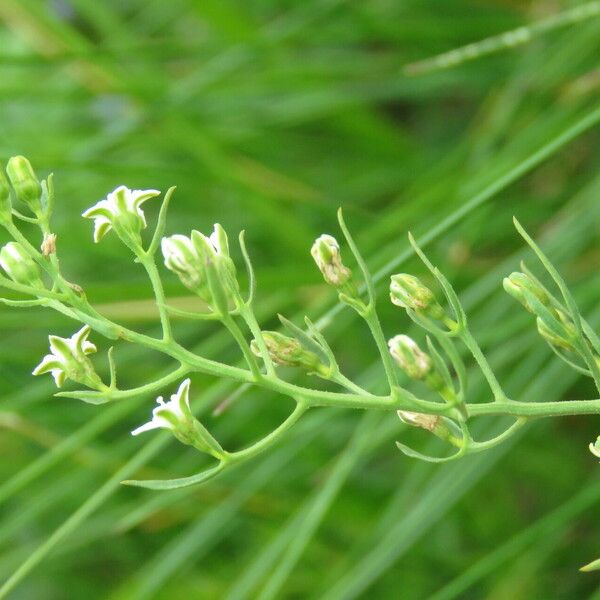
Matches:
[0,0,599,598]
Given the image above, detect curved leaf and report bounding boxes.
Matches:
[121,462,225,490]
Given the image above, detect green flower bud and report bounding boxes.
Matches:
[161,234,209,297]
[390,274,444,318]
[503,272,549,314]
[311,234,352,287]
[162,224,239,312]
[0,242,44,288]
[32,325,103,389]
[0,165,12,224]
[6,156,42,213]
[388,335,432,380]
[536,313,576,351]
[251,331,328,375]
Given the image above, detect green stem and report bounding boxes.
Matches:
[468,398,600,419]
[55,364,190,402]
[226,401,308,463]
[363,307,398,390]
[331,372,370,395]
[239,303,276,376]
[139,253,173,342]
[221,315,261,379]
[460,327,507,402]
[574,338,600,396]
[19,285,600,421]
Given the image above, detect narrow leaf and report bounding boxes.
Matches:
[121,462,225,490]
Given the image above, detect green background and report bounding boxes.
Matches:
[0,1,599,598]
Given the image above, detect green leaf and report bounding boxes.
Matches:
[121,462,225,490]
[408,232,467,326]
[395,441,464,463]
[337,208,374,306]
[147,186,176,256]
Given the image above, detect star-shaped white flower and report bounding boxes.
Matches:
[32,325,97,387]
[82,185,160,243]
[132,378,193,436]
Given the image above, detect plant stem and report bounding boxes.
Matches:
[362,307,398,390]
[239,304,276,376]
[227,401,308,463]
[56,364,190,402]
[468,398,600,419]
[331,372,370,395]
[139,253,173,342]
[460,327,506,402]
[221,315,261,379]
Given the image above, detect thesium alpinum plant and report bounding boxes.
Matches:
[1,156,599,570]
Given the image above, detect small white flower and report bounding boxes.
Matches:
[32,325,98,387]
[310,234,352,286]
[82,185,160,243]
[132,378,193,436]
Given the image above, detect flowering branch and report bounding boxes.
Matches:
[0,156,598,518]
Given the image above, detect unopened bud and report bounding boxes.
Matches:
[388,335,431,380]
[503,272,549,314]
[251,331,327,375]
[390,274,444,318]
[0,165,12,224]
[162,224,239,312]
[311,234,352,287]
[6,156,42,214]
[0,242,44,288]
[397,410,455,442]
[536,313,576,351]
[162,234,208,296]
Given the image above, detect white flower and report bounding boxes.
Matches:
[131,379,225,458]
[32,325,98,387]
[310,234,352,286]
[132,378,193,436]
[82,185,160,243]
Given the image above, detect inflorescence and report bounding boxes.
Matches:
[0,157,598,515]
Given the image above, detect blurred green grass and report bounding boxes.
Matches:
[0,1,599,598]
